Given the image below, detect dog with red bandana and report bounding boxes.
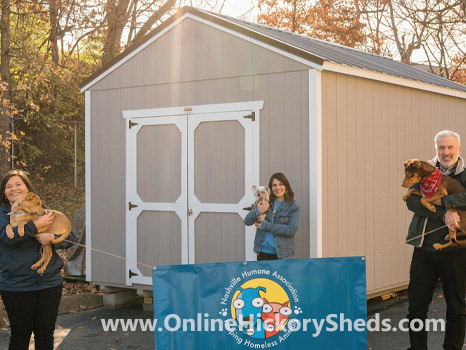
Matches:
[402,158,466,250]
[402,159,465,212]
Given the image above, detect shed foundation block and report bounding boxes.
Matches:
[103,289,137,309]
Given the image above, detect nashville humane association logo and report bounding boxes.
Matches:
[218,268,303,347]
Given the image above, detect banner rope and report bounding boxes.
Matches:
[59,224,452,267]
[63,239,153,269]
[365,224,451,258]
[404,224,448,244]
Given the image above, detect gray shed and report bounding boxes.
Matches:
[80,6,466,297]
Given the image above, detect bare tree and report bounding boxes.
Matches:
[359,0,465,82]
[102,0,178,64]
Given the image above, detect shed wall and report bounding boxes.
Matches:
[321,70,466,295]
[89,18,311,286]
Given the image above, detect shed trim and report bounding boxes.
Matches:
[80,14,188,92]
[184,13,323,70]
[122,100,265,119]
[323,61,466,99]
[309,69,323,258]
[85,90,92,282]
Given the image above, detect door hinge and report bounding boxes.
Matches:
[129,120,138,129]
[243,112,255,121]
[128,202,138,211]
[129,270,138,278]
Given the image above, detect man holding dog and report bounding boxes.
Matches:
[405,130,466,350]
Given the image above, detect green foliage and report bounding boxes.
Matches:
[2,2,99,186]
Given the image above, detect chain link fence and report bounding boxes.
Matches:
[11,118,85,188]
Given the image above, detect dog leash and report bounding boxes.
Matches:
[62,239,153,269]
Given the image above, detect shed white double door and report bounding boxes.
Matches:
[124,103,262,285]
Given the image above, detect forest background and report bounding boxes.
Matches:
[0,0,464,213]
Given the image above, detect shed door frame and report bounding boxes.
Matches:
[123,101,263,286]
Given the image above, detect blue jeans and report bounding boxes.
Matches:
[408,248,466,350]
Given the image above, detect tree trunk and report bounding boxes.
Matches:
[102,0,131,65]
[0,0,11,174]
[49,0,60,64]
[131,0,177,43]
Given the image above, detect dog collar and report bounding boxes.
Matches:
[420,168,443,198]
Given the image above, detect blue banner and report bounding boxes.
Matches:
[152,257,366,349]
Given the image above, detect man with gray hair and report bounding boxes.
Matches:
[405,130,466,350]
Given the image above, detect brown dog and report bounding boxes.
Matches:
[402,159,466,250]
[6,192,71,275]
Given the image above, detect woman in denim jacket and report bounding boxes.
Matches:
[244,173,300,260]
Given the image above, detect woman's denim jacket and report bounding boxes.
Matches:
[244,200,300,259]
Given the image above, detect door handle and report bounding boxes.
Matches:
[188,208,193,216]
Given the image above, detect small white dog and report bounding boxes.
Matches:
[251,184,270,221]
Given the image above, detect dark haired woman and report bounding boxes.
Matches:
[244,172,300,260]
[0,169,74,349]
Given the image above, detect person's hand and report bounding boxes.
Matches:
[257,200,269,214]
[35,233,55,245]
[255,221,263,229]
[444,209,460,230]
[432,199,442,206]
[33,211,54,230]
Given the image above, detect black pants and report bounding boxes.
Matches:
[408,248,466,350]
[0,284,63,350]
[257,252,278,260]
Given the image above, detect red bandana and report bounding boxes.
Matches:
[420,168,443,198]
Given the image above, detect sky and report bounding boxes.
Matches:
[218,0,258,19]
[190,0,259,20]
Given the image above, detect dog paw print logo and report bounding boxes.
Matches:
[230,278,297,339]
[219,308,228,317]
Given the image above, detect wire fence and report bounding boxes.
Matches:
[11,118,85,188]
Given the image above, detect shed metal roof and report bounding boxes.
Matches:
[81,6,466,93]
[202,9,466,93]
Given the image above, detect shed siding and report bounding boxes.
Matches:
[321,70,466,294]
[89,18,311,286]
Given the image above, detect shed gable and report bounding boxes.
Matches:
[89,17,310,92]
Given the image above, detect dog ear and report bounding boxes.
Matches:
[26,192,35,199]
[251,184,257,190]
[404,160,410,168]
[419,160,436,173]
[412,159,421,169]
[266,187,271,194]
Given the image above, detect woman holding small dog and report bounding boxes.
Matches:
[244,172,300,260]
[0,169,73,350]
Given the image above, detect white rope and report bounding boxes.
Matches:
[62,224,451,266]
[366,224,451,258]
[63,239,153,269]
